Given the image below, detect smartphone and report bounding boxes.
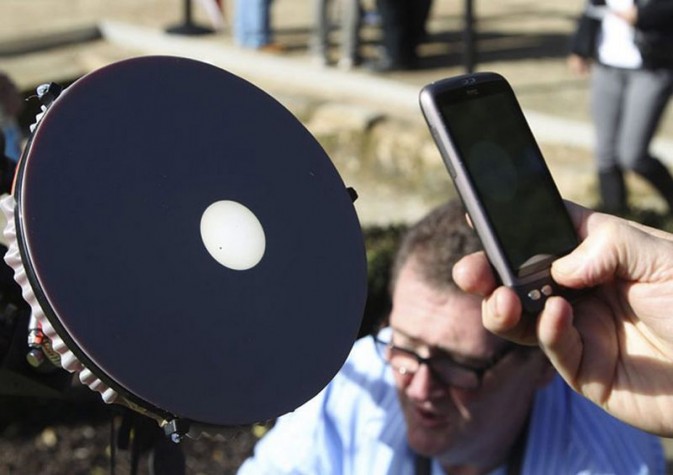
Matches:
[419,72,579,314]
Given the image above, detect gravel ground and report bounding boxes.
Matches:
[0,391,259,475]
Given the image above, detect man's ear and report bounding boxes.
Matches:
[465,212,473,229]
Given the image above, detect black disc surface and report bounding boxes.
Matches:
[16,56,367,426]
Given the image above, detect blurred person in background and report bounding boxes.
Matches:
[233,0,284,52]
[237,199,664,475]
[367,0,433,72]
[0,71,23,163]
[311,0,363,70]
[568,0,673,215]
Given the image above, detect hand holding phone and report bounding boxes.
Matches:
[419,72,580,314]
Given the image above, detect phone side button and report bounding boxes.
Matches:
[429,127,457,178]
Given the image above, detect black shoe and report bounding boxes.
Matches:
[364,56,416,73]
[633,157,673,212]
[337,55,362,70]
[598,167,628,215]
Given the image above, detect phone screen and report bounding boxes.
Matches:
[438,86,577,277]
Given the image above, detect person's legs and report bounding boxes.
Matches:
[598,166,627,214]
[374,0,405,68]
[408,0,432,58]
[234,0,273,48]
[617,68,673,210]
[262,0,273,43]
[591,64,628,212]
[337,0,362,69]
[311,0,330,63]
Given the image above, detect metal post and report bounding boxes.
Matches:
[463,0,476,73]
[166,0,214,36]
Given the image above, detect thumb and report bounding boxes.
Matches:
[552,218,673,289]
[551,220,622,289]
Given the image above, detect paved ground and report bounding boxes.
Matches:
[1,0,672,130]
[2,0,673,224]
[0,0,626,126]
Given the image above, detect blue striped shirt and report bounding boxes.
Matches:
[238,334,664,474]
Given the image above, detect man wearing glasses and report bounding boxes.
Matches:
[238,200,663,474]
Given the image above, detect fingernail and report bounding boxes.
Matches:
[491,290,505,320]
[552,254,576,276]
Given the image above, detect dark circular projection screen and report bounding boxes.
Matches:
[12,55,367,427]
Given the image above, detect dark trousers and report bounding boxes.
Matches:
[376,0,432,67]
[592,64,673,211]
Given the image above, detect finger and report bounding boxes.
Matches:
[537,296,583,390]
[455,253,539,344]
[452,251,497,297]
[482,286,538,345]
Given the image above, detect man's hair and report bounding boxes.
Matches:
[389,199,482,294]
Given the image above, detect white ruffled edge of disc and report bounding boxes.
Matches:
[0,194,119,404]
[0,193,250,438]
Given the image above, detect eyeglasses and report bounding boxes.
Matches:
[373,331,516,390]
